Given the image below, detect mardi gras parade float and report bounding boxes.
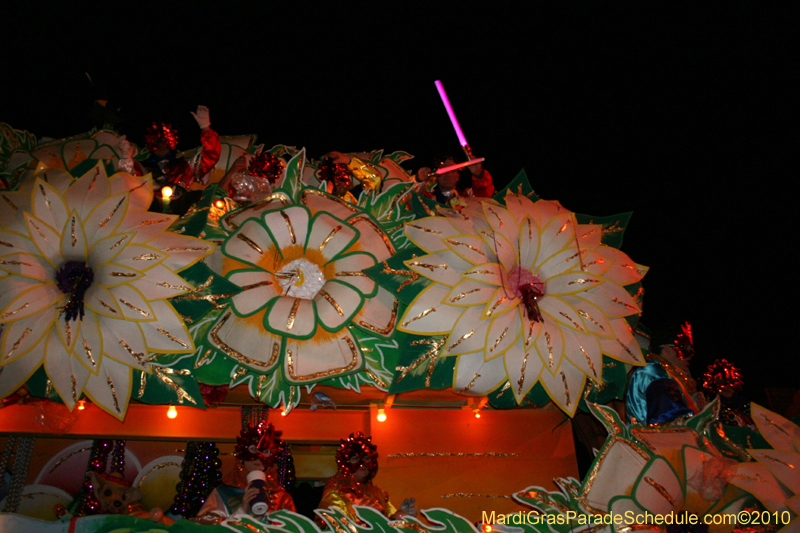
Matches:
[1,90,797,533]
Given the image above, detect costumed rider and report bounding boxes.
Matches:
[219,152,285,205]
[625,361,695,426]
[194,421,296,524]
[318,151,383,204]
[318,432,416,526]
[415,155,494,208]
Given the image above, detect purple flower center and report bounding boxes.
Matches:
[509,268,544,323]
[56,261,94,322]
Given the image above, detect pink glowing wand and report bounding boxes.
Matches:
[435,80,481,162]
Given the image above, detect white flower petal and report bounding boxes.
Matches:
[32,179,69,235]
[1,308,53,363]
[566,296,614,338]
[0,281,61,323]
[443,279,495,308]
[462,262,507,287]
[83,357,132,420]
[544,271,603,297]
[0,345,43,398]
[0,191,34,233]
[533,318,565,374]
[25,213,61,267]
[208,310,282,371]
[138,300,195,354]
[107,284,155,321]
[284,331,362,384]
[222,196,290,233]
[229,270,280,316]
[85,284,123,318]
[93,263,142,288]
[108,173,152,213]
[98,315,149,370]
[83,191,130,245]
[64,164,111,218]
[267,297,316,337]
[75,310,103,374]
[443,306,490,356]
[122,211,178,245]
[407,250,469,287]
[301,188,361,221]
[444,234,491,267]
[43,327,89,410]
[576,223,603,250]
[129,264,196,300]
[503,193,537,223]
[353,286,397,337]
[485,308,523,361]
[453,352,506,396]
[482,203,518,245]
[599,318,644,365]
[347,215,395,263]
[0,252,53,282]
[315,281,363,331]
[404,217,462,254]
[399,284,463,335]
[306,212,357,262]
[537,212,577,263]
[562,329,603,383]
[224,218,277,268]
[597,245,646,286]
[330,252,376,296]
[504,333,544,402]
[150,234,212,272]
[632,457,684,515]
[578,283,641,318]
[538,357,585,416]
[263,205,309,253]
[59,212,89,263]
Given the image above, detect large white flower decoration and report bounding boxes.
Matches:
[400,195,645,414]
[0,163,212,419]
[209,189,398,388]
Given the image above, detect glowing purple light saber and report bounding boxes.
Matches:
[435,80,468,147]
[435,158,485,175]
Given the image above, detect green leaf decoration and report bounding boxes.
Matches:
[409,190,440,218]
[358,181,416,249]
[581,356,629,407]
[574,212,633,249]
[383,150,414,165]
[363,247,431,306]
[188,313,239,387]
[240,361,301,413]
[134,354,206,408]
[167,185,231,240]
[24,366,66,403]
[279,148,306,203]
[266,144,302,159]
[67,159,116,179]
[495,169,538,202]
[388,333,455,394]
[585,400,629,438]
[171,261,241,323]
[685,396,721,434]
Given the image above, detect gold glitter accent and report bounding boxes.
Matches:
[603,361,617,368]
[156,328,189,348]
[479,230,504,248]
[2,194,19,211]
[138,372,147,398]
[525,319,535,346]
[82,339,96,367]
[109,236,127,250]
[164,246,209,252]
[448,330,474,351]
[580,345,598,379]
[401,306,436,328]
[612,297,639,312]
[445,238,485,256]
[489,327,508,352]
[210,312,280,368]
[156,281,192,290]
[561,371,571,406]
[111,271,137,277]
[559,311,584,331]
[584,258,605,267]
[70,374,77,402]
[449,288,481,303]
[152,367,197,405]
[464,269,492,275]
[761,453,796,469]
[119,339,148,366]
[286,336,361,381]
[576,436,650,514]
[99,198,125,228]
[286,299,300,329]
[578,310,605,331]
[233,367,248,379]
[120,298,150,317]
[133,253,160,261]
[45,379,52,398]
[236,233,264,255]
[70,217,77,247]
[441,493,510,499]
[596,405,622,434]
[500,382,511,392]
[643,477,676,506]
[731,473,766,483]
[363,368,387,388]
[758,413,793,437]
[349,215,397,256]
[336,271,367,277]
[485,297,507,317]
[5,328,32,359]
[0,239,13,247]
[240,280,273,291]
[616,337,639,361]
[136,462,180,488]
[39,183,51,210]
[0,260,33,266]
[2,302,29,320]
[65,321,72,347]
[405,223,442,234]
[516,490,570,513]
[318,226,342,252]
[545,331,554,367]
[381,261,419,291]
[138,217,172,226]
[395,338,446,387]
[486,206,504,227]
[279,211,296,244]
[29,219,47,241]
[601,221,624,235]
[408,261,448,272]
[458,372,481,393]
[99,300,118,313]
[566,249,587,262]
[358,298,398,335]
[518,351,530,395]
[195,348,213,368]
[557,221,570,235]
[319,290,344,316]
[568,278,599,285]
[388,452,518,458]
[106,376,121,412]
[48,445,92,474]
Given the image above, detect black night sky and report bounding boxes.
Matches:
[4,4,796,405]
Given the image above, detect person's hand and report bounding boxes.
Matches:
[416,167,434,184]
[467,160,483,176]
[116,135,135,174]
[191,105,211,130]
[399,497,417,517]
[241,484,261,514]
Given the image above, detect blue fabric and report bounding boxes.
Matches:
[625,362,670,424]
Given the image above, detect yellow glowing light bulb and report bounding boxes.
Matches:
[162,186,174,200]
[377,408,387,422]
[474,409,481,418]
[77,400,86,410]
[167,405,177,419]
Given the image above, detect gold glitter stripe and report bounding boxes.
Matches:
[109,236,127,250]
[138,217,172,226]
[107,376,120,413]
[236,233,263,255]
[731,473,766,483]
[0,259,33,266]
[133,253,160,261]
[566,249,587,262]
[580,345,598,379]
[120,298,149,317]
[99,198,125,228]
[584,258,605,267]
[616,338,639,361]
[445,238,485,256]
[388,452,518,458]
[29,219,47,241]
[39,183,51,210]
[319,290,344,316]
[405,223,442,234]
[643,477,675,506]
[5,328,32,359]
[156,281,192,290]
[152,367,197,404]
[762,454,795,469]
[119,339,148,366]
[518,350,530,395]
[0,239,13,247]
[48,445,91,474]
[82,338,96,368]
[70,374,77,403]
[545,331,554,367]
[2,194,19,211]
[485,296,507,317]
[612,297,639,312]
[408,261,448,272]
[240,280,273,291]
[156,328,189,348]
[486,206,504,227]
[335,271,367,277]
[568,278,599,285]
[489,327,508,352]
[561,371,571,406]
[164,247,209,252]
[381,261,419,291]
[209,313,280,369]
[286,299,300,329]
[111,272,136,277]
[363,368,387,389]
[286,336,361,381]
[318,225,342,252]
[135,462,180,488]
[449,288,481,303]
[395,338,446,387]
[279,211,296,244]
[448,330,474,351]
[99,300,118,313]
[70,217,77,247]
[464,269,492,275]
[458,372,481,393]
[65,321,72,347]
[479,230,504,248]
[578,309,606,331]
[559,311,584,331]
[358,298,398,335]
[2,302,29,320]
[195,348,213,368]
[401,306,436,328]
[556,220,571,236]
[758,413,792,437]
